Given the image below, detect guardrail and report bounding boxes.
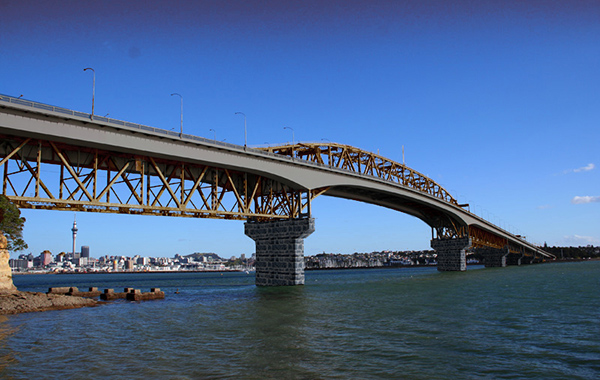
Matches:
[0,93,460,204]
[0,93,252,150]
[0,94,338,166]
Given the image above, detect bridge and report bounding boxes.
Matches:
[0,94,554,285]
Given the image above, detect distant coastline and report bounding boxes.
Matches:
[11,256,598,276]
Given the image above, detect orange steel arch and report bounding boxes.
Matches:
[259,143,460,206]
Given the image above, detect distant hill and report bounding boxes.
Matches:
[184,252,224,261]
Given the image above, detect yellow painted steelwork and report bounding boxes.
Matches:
[259,143,458,205]
[0,136,311,221]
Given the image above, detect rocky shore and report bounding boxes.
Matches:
[0,233,99,315]
[0,290,99,315]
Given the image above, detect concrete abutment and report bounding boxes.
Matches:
[245,218,315,286]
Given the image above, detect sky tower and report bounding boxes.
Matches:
[71,215,78,256]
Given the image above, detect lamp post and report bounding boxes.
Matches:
[235,112,247,147]
[283,126,295,145]
[171,93,183,137]
[209,128,216,141]
[83,68,95,118]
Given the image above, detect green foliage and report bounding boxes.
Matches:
[0,195,28,252]
[225,258,243,267]
[545,245,600,259]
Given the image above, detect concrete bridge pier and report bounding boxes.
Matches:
[431,237,471,271]
[481,247,509,268]
[506,251,524,266]
[245,218,315,286]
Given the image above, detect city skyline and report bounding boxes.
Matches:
[1,1,599,258]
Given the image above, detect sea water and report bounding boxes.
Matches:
[1,261,599,379]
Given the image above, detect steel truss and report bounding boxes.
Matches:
[0,136,312,221]
[260,143,458,205]
[469,225,534,256]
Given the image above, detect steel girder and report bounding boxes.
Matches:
[260,143,458,205]
[262,143,469,239]
[0,135,312,221]
[260,143,550,258]
[469,225,538,257]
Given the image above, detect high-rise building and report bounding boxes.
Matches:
[41,250,52,266]
[71,215,78,256]
[81,246,90,258]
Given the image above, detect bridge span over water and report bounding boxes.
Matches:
[0,94,553,285]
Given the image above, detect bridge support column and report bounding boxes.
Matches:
[506,251,523,266]
[481,247,509,268]
[245,218,315,286]
[431,237,471,271]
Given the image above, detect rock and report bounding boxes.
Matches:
[0,291,98,315]
[0,233,16,293]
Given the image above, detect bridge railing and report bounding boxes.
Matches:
[0,93,455,204]
[0,94,249,149]
[0,94,370,169]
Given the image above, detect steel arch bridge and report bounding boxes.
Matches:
[0,94,553,266]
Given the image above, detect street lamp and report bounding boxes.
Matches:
[235,112,247,147]
[171,93,183,137]
[83,67,95,118]
[209,128,216,141]
[283,126,295,146]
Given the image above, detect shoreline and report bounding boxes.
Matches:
[12,269,250,275]
[0,290,99,315]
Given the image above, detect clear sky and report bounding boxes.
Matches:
[1,1,599,259]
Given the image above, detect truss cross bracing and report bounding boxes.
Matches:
[0,136,311,221]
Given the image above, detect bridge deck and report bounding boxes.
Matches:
[0,94,553,259]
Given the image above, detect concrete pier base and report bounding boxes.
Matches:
[481,247,509,268]
[245,218,315,286]
[431,237,471,271]
[506,252,523,266]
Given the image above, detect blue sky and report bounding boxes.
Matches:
[1,1,599,259]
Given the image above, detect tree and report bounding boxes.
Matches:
[0,195,27,252]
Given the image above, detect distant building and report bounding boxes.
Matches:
[137,257,148,265]
[125,260,134,270]
[76,257,88,267]
[81,246,90,258]
[41,250,53,266]
[9,258,29,270]
[71,215,78,255]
